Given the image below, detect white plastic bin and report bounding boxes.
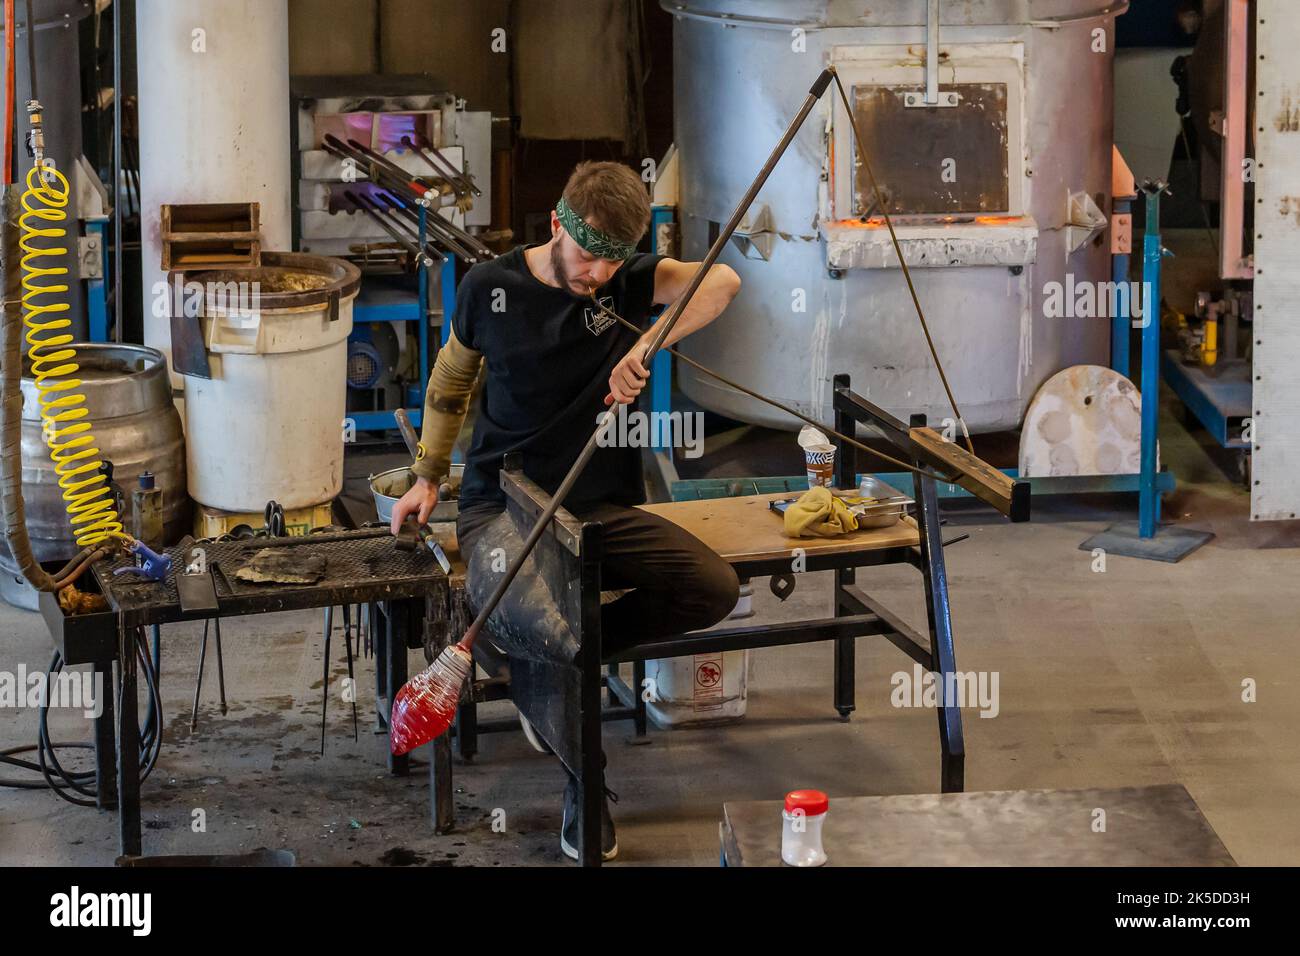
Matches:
[182,253,360,511]
[645,583,752,728]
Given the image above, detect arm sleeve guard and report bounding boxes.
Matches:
[410,327,482,483]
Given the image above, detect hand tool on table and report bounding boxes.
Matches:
[392,407,453,573]
[176,540,220,614]
[395,517,453,575]
[112,540,173,582]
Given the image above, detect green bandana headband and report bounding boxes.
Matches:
[555,196,636,260]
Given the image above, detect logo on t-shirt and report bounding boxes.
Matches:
[584,296,616,336]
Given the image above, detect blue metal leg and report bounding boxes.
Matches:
[649,204,675,460]
[1111,197,1132,378]
[86,219,110,342]
[440,256,456,347]
[418,207,431,392]
[1139,189,1164,539]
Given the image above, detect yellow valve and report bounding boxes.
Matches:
[20,164,132,548]
[1202,317,1218,367]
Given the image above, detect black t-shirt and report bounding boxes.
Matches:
[453,245,663,513]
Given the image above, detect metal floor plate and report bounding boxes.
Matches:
[1079,521,1214,563]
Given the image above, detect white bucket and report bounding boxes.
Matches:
[645,584,752,728]
[182,253,360,511]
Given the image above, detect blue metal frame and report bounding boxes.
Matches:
[1110,197,1132,379]
[649,204,675,455]
[348,206,456,434]
[1161,351,1250,449]
[1137,189,1164,538]
[417,206,431,391]
[85,219,110,342]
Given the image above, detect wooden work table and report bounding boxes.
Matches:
[639,491,920,565]
[432,490,919,584]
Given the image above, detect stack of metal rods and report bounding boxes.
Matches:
[400,136,481,199]
[320,133,494,264]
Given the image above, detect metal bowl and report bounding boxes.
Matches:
[837,476,912,528]
[369,463,462,524]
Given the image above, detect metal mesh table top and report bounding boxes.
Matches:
[95,528,445,624]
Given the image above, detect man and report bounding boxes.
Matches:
[389,160,741,860]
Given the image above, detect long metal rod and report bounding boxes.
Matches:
[380,190,490,262]
[111,0,122,342]
[346,189,429,263]
[321,137,485,260]
[22,0,36,100]
[321,133,494,259]
[641,75,829,364]
[831,70,973,454]
[588,297,950,482]
[400,136,477,197]
[426,143,480,196]
[379,195,474,261]
[459,69,836,649]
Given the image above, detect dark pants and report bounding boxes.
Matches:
[457,501,740,657]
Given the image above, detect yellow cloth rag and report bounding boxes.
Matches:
[783,486,860,538]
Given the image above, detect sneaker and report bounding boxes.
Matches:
[559,764,618,862]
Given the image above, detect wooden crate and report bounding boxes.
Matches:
[161,202,261,271]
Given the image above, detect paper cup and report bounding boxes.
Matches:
[804,445,836,488]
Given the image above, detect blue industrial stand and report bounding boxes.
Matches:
[1078,182,1213,563]
[348,205,456,433]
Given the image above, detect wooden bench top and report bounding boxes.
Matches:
[639,492,920,564]
[427,492,920,580]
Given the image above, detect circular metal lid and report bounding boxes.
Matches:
[183,252,361,312]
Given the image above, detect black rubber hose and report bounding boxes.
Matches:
[0,634,164,805]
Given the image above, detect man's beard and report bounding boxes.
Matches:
[550,242,593,297]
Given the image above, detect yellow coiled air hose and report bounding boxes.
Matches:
[19,164,132,551]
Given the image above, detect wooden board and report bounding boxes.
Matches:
[639,492,920,564]
[910,425,1027,521]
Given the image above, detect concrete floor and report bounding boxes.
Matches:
[4,393,1300,867]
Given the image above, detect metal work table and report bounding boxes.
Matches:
[720,784,1236,866]
[39,527,448,859]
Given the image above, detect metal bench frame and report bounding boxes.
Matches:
[429,375,967,865]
